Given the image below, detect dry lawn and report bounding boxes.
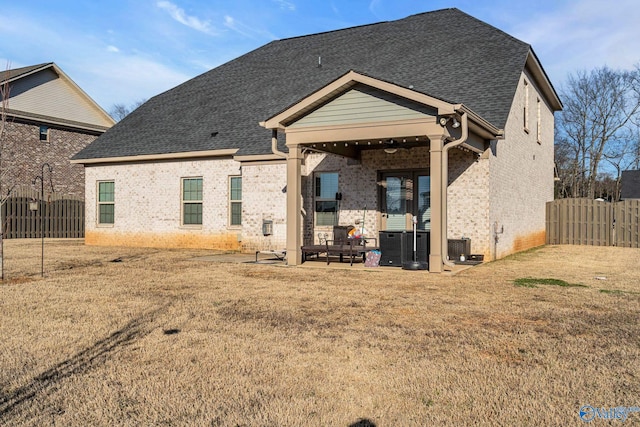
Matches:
[0,239,639,426]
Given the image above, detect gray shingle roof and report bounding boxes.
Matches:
[73,8,536,160]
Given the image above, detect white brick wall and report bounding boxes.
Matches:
[487,71,555,258]
[84,158,244,249]
[240,161,288,251]
[447,149,491,257]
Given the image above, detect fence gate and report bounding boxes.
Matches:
[1,187,85,239]
[546,198,640,248]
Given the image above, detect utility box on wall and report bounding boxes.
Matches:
[262,220,273,236]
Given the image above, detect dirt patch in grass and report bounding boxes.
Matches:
[0,240,639,425]
[514,277,587,288]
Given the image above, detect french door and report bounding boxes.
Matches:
[380,171,430,231]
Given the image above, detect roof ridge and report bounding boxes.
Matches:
[276,8,457,43]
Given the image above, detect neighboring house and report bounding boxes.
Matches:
[620,170,640,200]
[1,63,114,199]
[72,8,562,272]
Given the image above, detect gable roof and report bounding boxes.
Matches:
[2,62,114,132]
[73,8,561,161]
[2,63,53,82]
[262,69,503,150]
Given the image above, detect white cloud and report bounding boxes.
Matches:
[273,0,295,11]
[156,1,219,35]
[224,15,277,40]
[509,0,640,85]
[78,55,192,109]
[1,7,192,109]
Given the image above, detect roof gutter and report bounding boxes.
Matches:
[441,109,469,270]
[271,129,287,158]
[71,148,239,164]
[7,109,111,133]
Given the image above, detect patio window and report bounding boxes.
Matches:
[182,177,203,226]
[417,175,431,231]
[315,172,338,226]
[97,181,115,225]
[229,176,242,226]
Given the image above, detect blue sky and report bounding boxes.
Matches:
[1,0,639,112]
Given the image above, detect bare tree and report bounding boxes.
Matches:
[109,99,146,122]
[555,65,640,199]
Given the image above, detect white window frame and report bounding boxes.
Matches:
[181,177,203,227]
[228,176,242,228]
[97,180,115,226]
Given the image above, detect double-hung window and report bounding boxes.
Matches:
[97,181,115,225]
[40,126,50,142]
[315,172,339,226]
[182,177,203,226]
[229,176,242,227]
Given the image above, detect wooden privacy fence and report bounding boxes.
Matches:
[546,198,640,247]
[1,187,84,239]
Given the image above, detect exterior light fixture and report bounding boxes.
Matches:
[384,139,399,154]
[440,116,461,128]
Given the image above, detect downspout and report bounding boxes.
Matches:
[271,129,287,158]
[441,110,468,270]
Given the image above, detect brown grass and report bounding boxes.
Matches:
[1,239,639,426]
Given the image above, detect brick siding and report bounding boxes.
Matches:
[487,71,555,259]
[83,71,555,259]
[2,120,98,199]
[85,158,245,249]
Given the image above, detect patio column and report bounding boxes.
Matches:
[428,131,447,273]
[286,143,303,265]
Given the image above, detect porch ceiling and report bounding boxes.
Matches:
[303,134,430,158]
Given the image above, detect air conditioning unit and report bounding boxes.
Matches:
[448,238,471,260]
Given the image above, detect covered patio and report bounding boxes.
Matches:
[261,71,502,273]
